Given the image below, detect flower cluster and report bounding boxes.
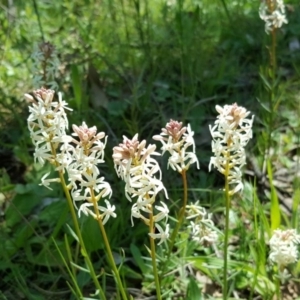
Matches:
[259,0,288,33]
[153,120,199,173]
[209,104,254,195]
[186,201,218,246]
[25,88,71,166]
[32,42,60,89]
[63,122,115,224]
[269,229,300,269]
[26,89,115,225]
[113,134,169,245]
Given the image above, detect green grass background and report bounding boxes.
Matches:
[0,0,300,299]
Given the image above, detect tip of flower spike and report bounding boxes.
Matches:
[33,88,55,103]
[152,135,163,141]
[72,122,104,143]
[24,93,35,103]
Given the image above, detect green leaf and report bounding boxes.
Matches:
[267,160,281,231]
[119,265,143,280]
[292,188,300,228]
[66,223,79,242]
[186,277,202,300]
[259,72,272,91]
[70,261,90,273]
[70,64,82,111]
[81,216,103,252]
[130,243,147,274]
[256,97,270,113]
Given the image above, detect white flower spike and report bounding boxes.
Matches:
[269,229,300,269]
[209,103,254,195]
[153,120,199,172]
[113,135,169,245]
[259,0,288,33]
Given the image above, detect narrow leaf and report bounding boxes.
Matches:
[292,188,300,228]
[130,243,147,274]
[70,64,82,111]
[186,277,202,300]
[267,160,281,230]
[70,261,90,273]
[66,224,79,242]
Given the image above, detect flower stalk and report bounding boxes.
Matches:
[153,120,199,254]
[59,171,106,300]
[149,211,162,300]
[168,169,188,255]
[209,104,254,300]
[223,150,231,300]
[259,0,288,157]
[113,134,169,298]
[90,189,128,300]
[25,88,123,299]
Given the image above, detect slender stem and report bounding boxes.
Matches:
[268,28,277,151]
[275,267,282,299]
[58,172,106,300]
[168,169,188,255]
[90,189,129,300]
[149,210,161,300]
[265,4,277,159]
[223,153,231,300]
[219,0,232,23]
[50,142,106,299]
[160,170,188,284]
[32,0,44,42]
[271,28,277,75]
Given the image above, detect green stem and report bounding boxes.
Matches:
[271,28,277,75]
[58,172,106,300]
[32,0,44,42]
[219,0,232,23]
[223,155,231,300]
[267,28,277,154]
[168,169,188,255]
[275,274,281,300]
[265,6,277,159]
[159,170,188,286]
[91,190,129,300]
[149,211,162,300]
[50,142,106,299]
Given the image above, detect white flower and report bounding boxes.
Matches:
[259,0,288,33]
[189,221,218,245]
[153,202,169,223]
[78,202,95,218]
[209,104,254,195]
[27,88,72,168]
[34,144,54,165]
[269,229,300,268]
[153,120,199,172]
[113,135,169,242]
[26,90,115,225]
[55,151,73,172]
[72,189,89,204]
[131,202,151,226]
[149,223,170,245]
[98,200,117,225]
[40,173,61,190]
[63,122,114,224]
[78,199,116,225]
[186,202,218,246]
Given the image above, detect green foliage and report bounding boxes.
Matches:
[0,0,300,299]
